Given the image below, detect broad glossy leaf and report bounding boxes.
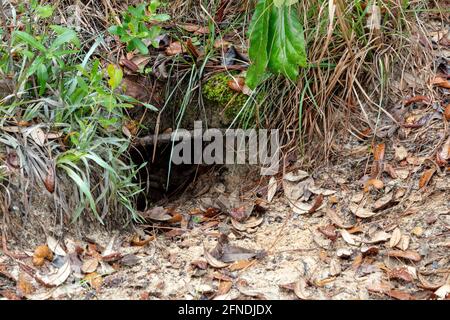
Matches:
[246,0,271,89]
[267,5,307,80]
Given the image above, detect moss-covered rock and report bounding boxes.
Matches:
[202,73,248,124]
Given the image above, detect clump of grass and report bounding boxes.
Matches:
[0,1,154,226]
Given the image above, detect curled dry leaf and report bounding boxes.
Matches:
[39,259,71,287]
[81,258,99,274]
[435,284,450,299]
[364,178,384,192]
[203,244,230,268]
[436,136,450,166]
[43,166,55,193]
[365,231,390,244]
[326,208,355,229]
[317,225,337,241]
[394,145,408,161]
[228,260,253,271]
[388,267,413,282]
[388,289,414,300]
[361,246,379,256]
[419,168,436,189]
[403,95,431,106]
[165,41,185,56]
[289,200,313,214]
[231,216,264,232]
[390,228,402,248]
[227,77,245,93]
[216,281,233,296]
[294,277,311,300]
[143,207,172,222]
[349,204,377,218]
[308,194,324,214]
[373,143,386,161]
[397,235,410,251]
[387,250,421,262]
[179,23,209,35]
[267,176,277,202]
[131,234,155,246]
[417,273,446,290]
[47,236,66,256]
[308,185,336,196]
[340,229,358,246]
[84,272,103,290]
[431,76,450,89]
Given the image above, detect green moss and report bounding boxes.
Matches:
[202,73,248,122]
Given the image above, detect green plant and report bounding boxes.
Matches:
[0,6,158,224]
[108,1,170,55]
[246,0,307,89]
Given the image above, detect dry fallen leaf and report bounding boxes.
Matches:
[394,145,408,161]
[419,168,436,188]
[84,272,103,290]
[308,194,324,214]
[267,176,277,203]
[318,225,337,241]
[341,229,358,245]
[203,244,230,268]
[390,228,402,248]
[327,208,355,229]
[349,204,377,218]
[216,281,233,296]
[179,23,209,35]
[293,277,311,300]
[387,250,421,262]
[39,259,72,287]
[231,216,264,232]
[373,143,386,161]
[435,284,450,299]
[431,76,450,89]
[388,267,413,282]
[143,207,172,221]
[397,235,410,251]
[165,41,185,56]
[228,260,253,271]
[445,104,450,121]
[81,258,99,274]
[228,77,245,93]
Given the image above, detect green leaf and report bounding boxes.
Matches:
[13,31,47,52]
[130,38,149,54]
[35,5,54,18]
[50,27,80,49]
[151,14,171,22]
[107,64,123,90]
[267,4,307,80]
[36,64,48,95]
[246,0,271,89]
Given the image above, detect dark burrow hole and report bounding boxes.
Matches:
[130,141,213,211]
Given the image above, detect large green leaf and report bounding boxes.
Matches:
[267,4,307,80]
[246,0,307,89]
[246,0,271,89]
